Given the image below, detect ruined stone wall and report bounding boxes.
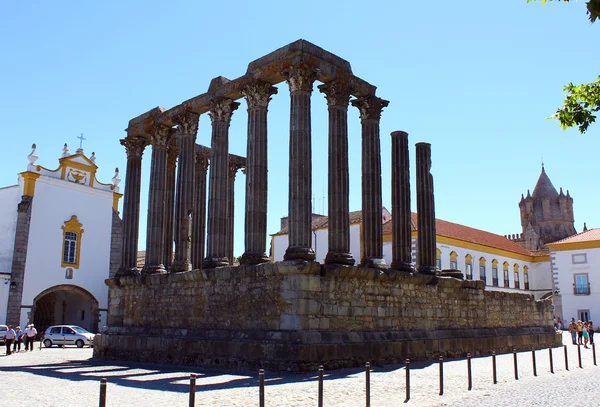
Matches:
[96,261,560,371]
[107,261,551,332]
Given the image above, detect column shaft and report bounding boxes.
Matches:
[192,154,209,269]
[319,80,354,265]
[390,131,414,271]
[226,164,242,264]
[240,82,277,265]
[171,112,200,272]
[203,98,240,268]
[416,142,437,274]
[117,136,147,276]
[283,64,317,261]
[352,95,389,269]
[142,125,171,274]
[163,144,177,269]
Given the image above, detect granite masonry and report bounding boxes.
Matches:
[95,40,561,371]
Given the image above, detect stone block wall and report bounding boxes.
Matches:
[95,261,561,371]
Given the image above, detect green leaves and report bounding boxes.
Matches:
[552,77,600,133]
[527,0,599,23]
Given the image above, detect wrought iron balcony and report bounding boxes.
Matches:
[574,283,591,295]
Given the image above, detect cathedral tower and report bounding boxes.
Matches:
[518,166,576,249]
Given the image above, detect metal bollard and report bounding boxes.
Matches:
[439,356,444,396]
[492,351,497,384]
[189,374,196,407]
[467,353,472,390]
[564,345,569,371]
[318,365,323,407]
[259,369,265,407]
[532,348,537,376]
[405,359,410,402]
[513,347,519,380]
[578,344,583,368]
[365,362,370,407]
[593,343,597,366]
[99,378,107,407]
[549,348,554,374]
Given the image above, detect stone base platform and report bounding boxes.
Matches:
[95,261,561,371]
[94,326,561,372]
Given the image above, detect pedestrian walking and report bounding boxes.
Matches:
[589,321,595,345]
[4,325,16,355]
[583,323,590,348]
[24,324,37,351]
[13,326,24,353]
[568,318,577,345]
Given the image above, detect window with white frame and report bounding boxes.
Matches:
[63,232,78,264]
[574,273,590,295]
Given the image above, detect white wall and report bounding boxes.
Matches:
[18,176,113,327]
[0,184,21,273]
[552,247,600,323]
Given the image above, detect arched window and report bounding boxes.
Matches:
[436,248,442,270]
[479,257,487,284]
[465,254,473,280]
[450,251,458,270]
[491,259,499,286]
[523,266,529,290]
[514,264,520,289]
[503,262,510,288]
[61,215,84,269]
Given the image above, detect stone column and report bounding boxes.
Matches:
[203,98,240,268]
[283,64,317,261]
[240,82,277,265]
[226,163,242,264]
[390,131,414,272]
[416,142,437,274]
[192,153,209,270]
[116,136,147,276]
[318,80,354,265]
[163,143,178,269]
[171,111,200,272]
[142,125,172,274]
[351,95,389,268]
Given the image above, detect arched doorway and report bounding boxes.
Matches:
[32,285,99,335]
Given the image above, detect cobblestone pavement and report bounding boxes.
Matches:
[0,332,598,406]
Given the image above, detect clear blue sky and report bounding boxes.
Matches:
[1,1,598,257]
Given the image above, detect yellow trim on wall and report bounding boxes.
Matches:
[479,257,486,266]
[492,259,498,267]
[503,261,509,270]
[513,263,519,272]
[450,251,457,261]
[112,192,123,212]
[547,240,600,251]
[410,232,548,262]
[21,172,41,196]
[61,215,84,269]
[465,254,473,263]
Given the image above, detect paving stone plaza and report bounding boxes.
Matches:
[1,332,597,406]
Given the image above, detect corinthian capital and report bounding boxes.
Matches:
[150,124,172,149]
[173,111,200,136]
[318,80,353,107]
[242,81,278,109]
[351,95,390,121]
[195,153,209,173]
[228,162,244,181]
[120,136,148,159]
[282,64,317,93]
[167,143,179,170]
[209,98,240,124]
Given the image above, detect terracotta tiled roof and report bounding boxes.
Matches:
[273,211,362,236]
[409,213,533,256]
[136,251,145,269]
[547,228,600,245]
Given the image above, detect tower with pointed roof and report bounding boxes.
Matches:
[518,166,576,250]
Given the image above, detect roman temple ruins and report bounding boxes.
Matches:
[94,40,561,371]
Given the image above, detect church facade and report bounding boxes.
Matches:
[0,144,121,334]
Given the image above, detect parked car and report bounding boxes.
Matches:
[0,324,7,345]
[43,325,95,348]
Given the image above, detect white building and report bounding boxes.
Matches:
[0,144,121,333]
[271,209,553,300]
[547,228,600,323]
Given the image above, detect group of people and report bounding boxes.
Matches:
[3,324,37,355]
[567,318,594,348]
